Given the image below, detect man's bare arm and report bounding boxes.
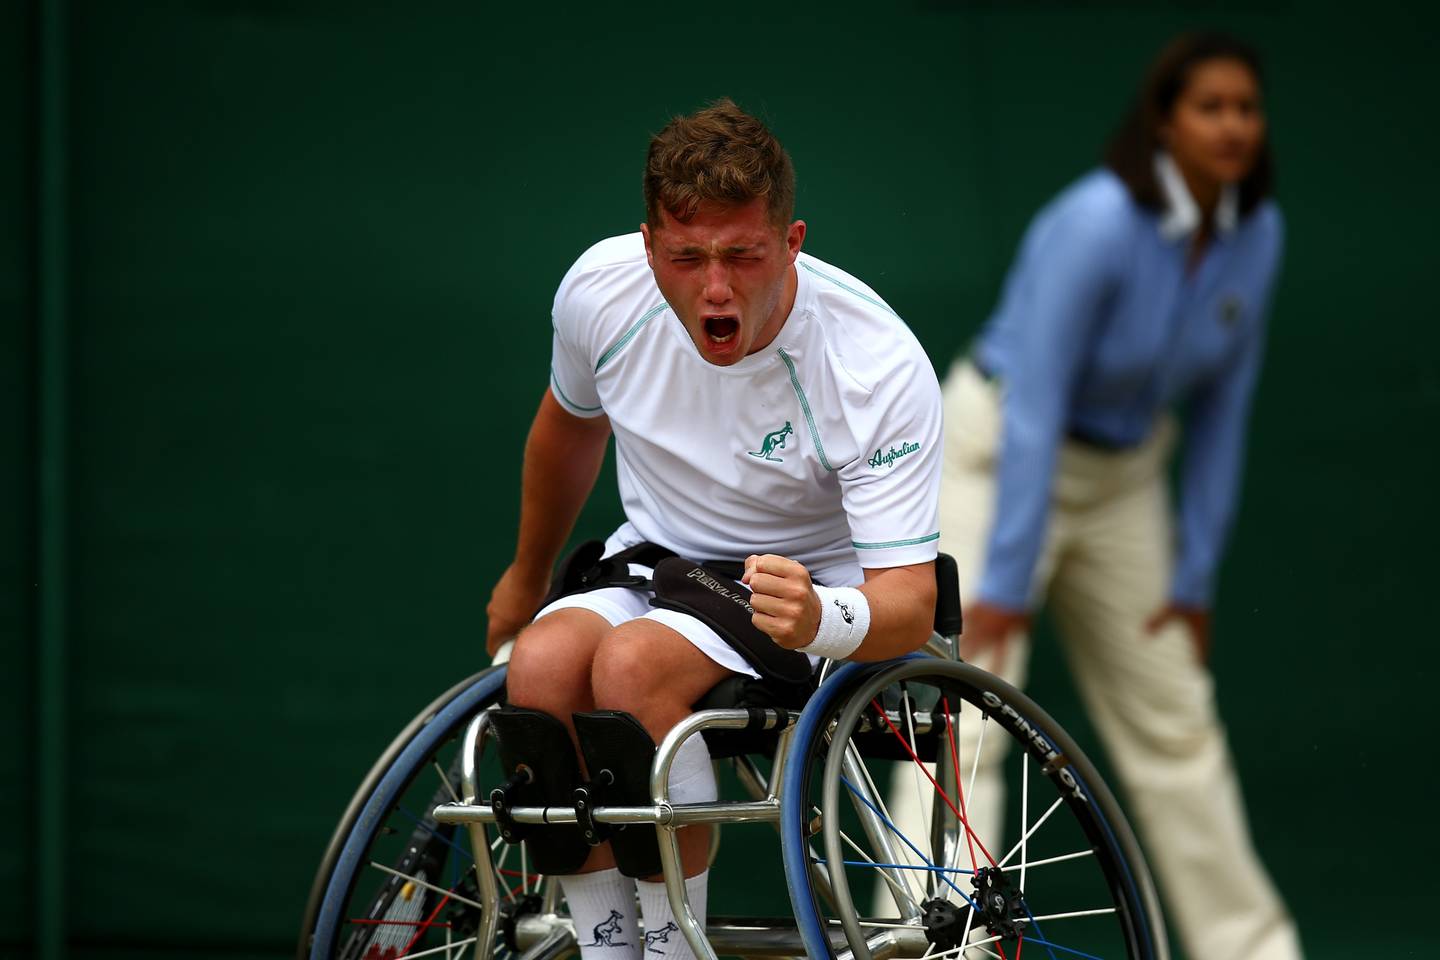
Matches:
[486,389,611,652]
[743,556,936,660]
[854,562,938,659]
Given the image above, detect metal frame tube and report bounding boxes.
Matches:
[434,799,782,827]
[508,914,854,957]
[432,691,961,960]
[841,742,922,920]
[461,711,502,960]
[649,710,764,960]
[647,708,795,960]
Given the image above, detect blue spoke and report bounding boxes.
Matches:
[398,804,477,866]
[840,776,979,911]
[813,857,975,876]
[1021,902,1062,960]
[1019,934,1107,960]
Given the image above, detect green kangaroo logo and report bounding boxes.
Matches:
[748,421,794,462]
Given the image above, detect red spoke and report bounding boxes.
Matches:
[942,696,982,876]
[870,698,999,868]
[395,877,463,958]
[1015,933,1024,960]
[350,918,455,928]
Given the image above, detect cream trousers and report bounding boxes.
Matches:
[881,360,1302,960]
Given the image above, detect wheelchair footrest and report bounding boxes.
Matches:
[574,710,663,878]
[488,706,592,875]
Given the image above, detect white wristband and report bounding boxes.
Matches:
[802,586,870,659]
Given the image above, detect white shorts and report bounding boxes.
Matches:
[533,532,821,680]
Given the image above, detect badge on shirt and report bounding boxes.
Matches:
[1220,296,1243,327]
[748,421,793,463]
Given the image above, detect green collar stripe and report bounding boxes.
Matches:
[852,532,940,550]
[778,347,834,472]
[596,302,668,372]
[801,262,899,318]
[550,368,602,412]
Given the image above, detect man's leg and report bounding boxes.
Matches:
[507,607,641,960]
[591,619,732,960]
[1050,479,1302,960]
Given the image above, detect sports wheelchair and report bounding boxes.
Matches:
[298,554,1168,960]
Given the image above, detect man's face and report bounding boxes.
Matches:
[642,197,805,366]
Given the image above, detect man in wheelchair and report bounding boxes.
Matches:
[483,99,943,960]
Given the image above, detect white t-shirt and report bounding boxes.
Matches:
[549,233,942,588]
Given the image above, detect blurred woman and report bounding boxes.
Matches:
[938,32,1301,960]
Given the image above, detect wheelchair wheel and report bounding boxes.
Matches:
[781,659,1167,960]
[298,665,563,960]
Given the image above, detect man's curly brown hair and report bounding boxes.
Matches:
[643,98,796,231]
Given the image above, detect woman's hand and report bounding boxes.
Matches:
[1145,604,1212,663]
[959,601,1030,673]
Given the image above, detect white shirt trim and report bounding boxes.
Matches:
[1155,151,1239,242]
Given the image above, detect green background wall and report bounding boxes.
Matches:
[7,0,1437,956]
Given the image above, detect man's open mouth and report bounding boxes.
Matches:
[703,315,739,344]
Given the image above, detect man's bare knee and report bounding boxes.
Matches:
[591,621,730,736]
[506,609,609,716]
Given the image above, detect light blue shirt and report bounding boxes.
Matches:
[973,164,1284,610]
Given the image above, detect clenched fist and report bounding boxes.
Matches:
[741,554,821,650]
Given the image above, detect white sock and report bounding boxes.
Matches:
[560,868,641,960]
[665,733,716,805]
[637,872,708,960]
[635,735,715,960]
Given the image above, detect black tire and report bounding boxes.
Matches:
[783,659,1168,960]
[297,667,513,960]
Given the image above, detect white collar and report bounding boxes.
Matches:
[1154,151,1239,242]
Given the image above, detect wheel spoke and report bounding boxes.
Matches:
[1016,902,1060,960]
[870,699,999,868]
[805,664,1157,960]
[848,740,928,904]
[831,825,919,905]
[1020,754,1030,900]
[395,937,481,960]
[1006,933,1107,960]
[922,932,1005,960]
[996,797,1064,871]
[965,715,989,836]
[821,858,974,876]
[826,919,927,930]
[900,683,932,896]
[840,775,979,911]
[397,804,475,866]
[1024,908,1116,923]
[367,861,486,912]
[434,761,462,804]
[492,841,517,903]
[943,696,982,879]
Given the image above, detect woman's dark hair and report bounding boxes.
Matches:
[1104,31,1274,215]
